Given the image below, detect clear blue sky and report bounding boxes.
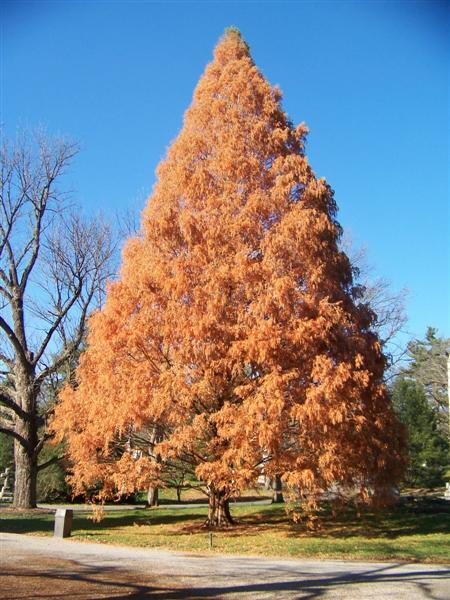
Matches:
[1,0,449,344]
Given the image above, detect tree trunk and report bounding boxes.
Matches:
[147,485,159,507]
[272,474,284,503]
[12,364,39,510]
[204,489,234,527]
[13,439,37,508]
[145,426,162,508]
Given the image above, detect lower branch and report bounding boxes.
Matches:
[37,454,65,472]
[0,426,31,450]
[34,431,54,455]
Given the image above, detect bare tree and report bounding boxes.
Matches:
[115,200,143,240]
[341,232,408,373]
[0,130,115,508]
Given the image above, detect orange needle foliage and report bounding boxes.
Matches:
[52,29,405,526]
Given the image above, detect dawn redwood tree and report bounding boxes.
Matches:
[53,29,405,526]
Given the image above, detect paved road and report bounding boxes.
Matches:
[36,499,271,512]
[1,532,449,599]
[37,503,148,512]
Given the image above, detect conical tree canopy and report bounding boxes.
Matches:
[53,29,405,523]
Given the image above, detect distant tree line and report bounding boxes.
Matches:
[391,328,449,488]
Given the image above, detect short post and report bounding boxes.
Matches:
[208,531,213,548]
[54,508,73,538]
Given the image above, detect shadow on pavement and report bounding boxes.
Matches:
[2,556,449,599]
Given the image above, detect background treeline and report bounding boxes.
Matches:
[392,328,449,488]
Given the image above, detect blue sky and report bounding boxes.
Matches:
[1,0,449,344]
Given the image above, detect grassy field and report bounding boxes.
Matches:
[1,497,449,564]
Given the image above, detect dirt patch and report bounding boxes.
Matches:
[1,549,187,599]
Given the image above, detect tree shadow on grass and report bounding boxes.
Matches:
[0,507,209,536]
[81,504,285,539]
[159,497,450,543]
[277,497,450,541]
[0,511,55,535]
[76,508,209,530]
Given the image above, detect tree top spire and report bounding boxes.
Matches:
[223,25,242,38]
[215,26,250,62]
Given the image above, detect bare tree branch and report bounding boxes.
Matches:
[0,426,30,450]
[0,351,13,368]
[34,431,54,455]
[0,314,29,363]
[37,454,65,472]
[0,389,30,421]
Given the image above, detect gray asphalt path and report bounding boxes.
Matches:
[1,532,449,599]
[37,503,148,512]
[36,499,271,512]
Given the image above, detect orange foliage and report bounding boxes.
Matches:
[52,29,405,519]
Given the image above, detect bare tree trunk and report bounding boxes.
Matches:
[11,365,40,509]
[145,425,162,507]
[272,474,284,503]
[13,440,37,508]
[147,485,159,507]
[204,488,234,527]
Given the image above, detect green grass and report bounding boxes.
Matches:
[1,497,449,563]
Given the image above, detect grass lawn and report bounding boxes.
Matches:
[1,497,449,564]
